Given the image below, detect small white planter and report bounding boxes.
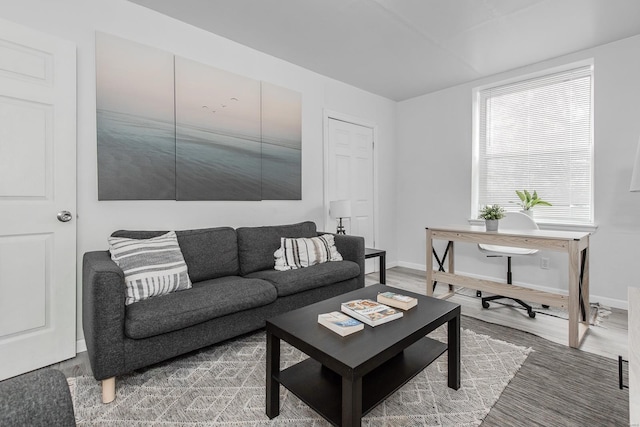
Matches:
[485,219,499,231]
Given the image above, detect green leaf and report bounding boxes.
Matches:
[514,189,552,209]
[478,204,505,220]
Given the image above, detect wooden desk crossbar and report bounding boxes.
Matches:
[426,225,590,348]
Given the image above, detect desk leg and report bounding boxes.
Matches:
[569,240,591,348]
[581,247,590,322]
[427,235,455,299]
[448,312,461,390]
[568,240,581,348]
[569,241,580,348]
[265,331,280,418]
[432,242,452,290]
[342,376,362,427]
[426,229,434,296]
[379,252,386,284]
[448,241,455,295]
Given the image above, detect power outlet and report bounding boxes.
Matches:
[540,257,550,269]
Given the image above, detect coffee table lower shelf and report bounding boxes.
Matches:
[274,336,447,426]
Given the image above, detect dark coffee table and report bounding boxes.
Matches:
[265,283,461,426]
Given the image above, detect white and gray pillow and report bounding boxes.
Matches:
[108,231,192,305]
[274,234,343,271]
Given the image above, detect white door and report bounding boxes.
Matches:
[0,18,77,380]
[327,118,375,271]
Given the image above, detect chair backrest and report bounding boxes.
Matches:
[498,211,539,231]
[478,212,539,255]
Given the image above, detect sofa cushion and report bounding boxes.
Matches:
[125,276,277,339]
[274,234,343,271]
[112,227,239,282]
[236,221,317,276]
[246,260,360,297]
[108,231,192,305]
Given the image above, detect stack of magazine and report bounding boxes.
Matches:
[318,291,418,335]
[376,291,418,310]
[317,311,364,336]
[340,299,403,326]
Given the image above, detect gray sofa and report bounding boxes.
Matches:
[82,221,364,403]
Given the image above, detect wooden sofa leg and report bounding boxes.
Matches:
[102,377,116,403]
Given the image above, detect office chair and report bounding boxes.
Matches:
[478,211,541,318]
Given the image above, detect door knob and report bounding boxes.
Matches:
[57,211,73,222]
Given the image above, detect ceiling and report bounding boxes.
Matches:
[128,0,640,101]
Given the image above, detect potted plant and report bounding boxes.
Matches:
[513,190,552,217]
[478,204,505,231]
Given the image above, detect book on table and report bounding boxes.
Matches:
[376,291,418,310]
[340,299,403,327]
[317,311,364,336]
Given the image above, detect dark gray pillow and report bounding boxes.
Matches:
[236,221,317,275]
[111,227,239,283]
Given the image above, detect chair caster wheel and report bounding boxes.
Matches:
[476,291,482,298]
[528,311,536,318]
[542,305,550,309]
[482,301,490,309]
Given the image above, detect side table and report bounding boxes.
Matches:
[365,247,386,284]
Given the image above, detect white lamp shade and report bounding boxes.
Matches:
[330,200,352,218]
[631,138,640,192]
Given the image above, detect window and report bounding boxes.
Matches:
[473,63,594,225]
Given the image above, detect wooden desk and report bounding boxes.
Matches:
[426,225,590,348]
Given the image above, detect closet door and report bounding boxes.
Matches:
[327,117,376,272]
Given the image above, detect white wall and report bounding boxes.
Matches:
[397,34,640,309]
[0,0,397,343]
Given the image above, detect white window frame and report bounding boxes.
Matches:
[471,60,596,232]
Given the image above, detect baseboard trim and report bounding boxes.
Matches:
[397,261,424,271]
[395,261,628,310]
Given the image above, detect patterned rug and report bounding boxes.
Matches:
[69,326,531,426]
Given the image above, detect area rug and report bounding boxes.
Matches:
[69,327,531,426]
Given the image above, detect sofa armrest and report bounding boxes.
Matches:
[82,251,127,381]
[322,233,365,288]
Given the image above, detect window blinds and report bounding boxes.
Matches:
[477,65,593,224]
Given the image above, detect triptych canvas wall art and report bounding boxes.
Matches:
[96,32,302,201]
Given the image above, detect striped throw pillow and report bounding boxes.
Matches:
[108,231,192,305]
[274,234,343,271]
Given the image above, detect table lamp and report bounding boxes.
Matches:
[631,137,640,192]
[330,200,352,234]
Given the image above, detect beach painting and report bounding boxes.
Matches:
[261,82,302,200]
[175,57,262,200]
[96,33,302,201]
[96,32,176,200]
